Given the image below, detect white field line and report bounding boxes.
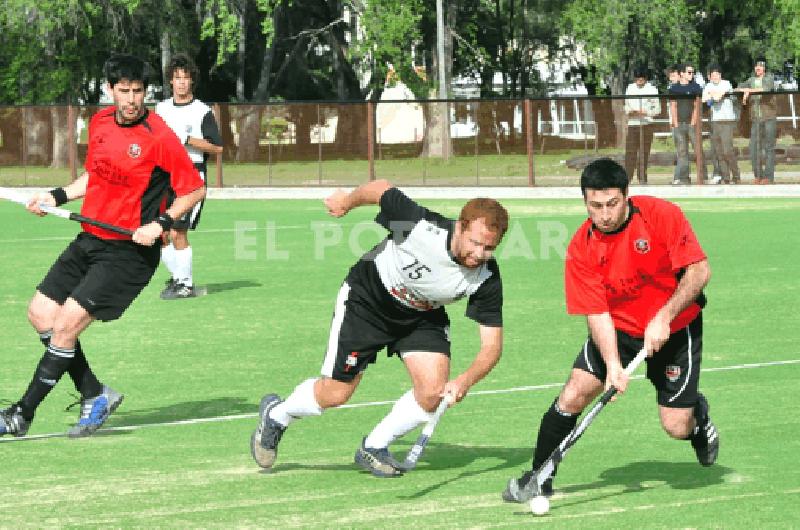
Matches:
[2,358,798,443]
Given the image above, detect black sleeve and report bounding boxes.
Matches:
[374,187,450,236]
[465,259,503,327]
[201,110,223,146]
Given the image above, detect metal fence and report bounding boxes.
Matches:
[1,92,799,187]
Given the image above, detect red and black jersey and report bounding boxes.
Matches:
[81,107,203,240]
[565,195,707,337]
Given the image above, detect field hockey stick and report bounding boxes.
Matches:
[0,187,133,237]
[398,393,452,471]
[522,346,649,499]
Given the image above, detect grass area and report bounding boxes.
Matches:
[0,197,799,527]
[3,147,800,188]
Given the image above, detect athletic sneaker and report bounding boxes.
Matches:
[691,393,719,466]
[161,282,197,300]
[159,278,178,299]
[0,404,30,437]
[709,175,724,184]
[67,386,124,438]
[354,438,404,477]
[502,470,553,503]
[251,394,286,469]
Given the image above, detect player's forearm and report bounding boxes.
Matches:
[587,313,621,369]
[165,187,206,221]
[343,179,393,211]
[458,326,502,388]
[656,259,710,322]
[62,172,89,201]
[187,137,223,154]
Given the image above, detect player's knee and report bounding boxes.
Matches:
[315,377,356,408]
[28,296,56,330]
[415,388,444,412]
[558,386,591,414]
[660,416,693,439]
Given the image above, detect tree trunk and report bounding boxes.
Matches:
[50,107,71,169]
[236,6,246,101]
[160,29,172,98]
[235,105,264,162]
[24,108,52,166]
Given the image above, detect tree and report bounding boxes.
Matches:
[560,0,699,146]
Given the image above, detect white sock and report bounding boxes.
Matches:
[269,378,322,427]
[174,246,193,286]
[161,243,178,279]
[364,390,432,449]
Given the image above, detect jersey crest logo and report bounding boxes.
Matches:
[128,143,142,159]
[634,238,650,254]
[665,364,681,382]
[344,351,359,372]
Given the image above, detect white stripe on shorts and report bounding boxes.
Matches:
[321,282,351,377]
[668,325,693,403]
[187,170,205,225]
[582,339,593,373]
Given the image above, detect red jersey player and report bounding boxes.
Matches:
[504,158,719,503]
[0,54,205,439]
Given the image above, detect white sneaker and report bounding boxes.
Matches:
[671,179,684,185]
[710,175,723,184]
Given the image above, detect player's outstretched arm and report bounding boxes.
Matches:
[27,172,89,216]
[444,324,503,403]
[324,179,393,217]
[186,137,223,154]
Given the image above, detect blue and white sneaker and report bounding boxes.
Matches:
[0,404,30,437]
[67,386,124,438]
[251,394,286,469]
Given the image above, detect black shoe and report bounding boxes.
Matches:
[354,438,404,477]
[691,393,719,466]
[159,278,177,299]
[0,404,30,437]
[502,470,553,503]
[250,394,286,469]
[161,282,198,300]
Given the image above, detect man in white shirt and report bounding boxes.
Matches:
[702,64,740,183]
[624,68,661,184]
[156,54,223,298]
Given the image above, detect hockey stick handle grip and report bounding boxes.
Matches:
[599,346,648,405]
[66,211,134,236]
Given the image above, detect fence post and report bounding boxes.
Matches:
[367,101,375,181]
[213,104,223,188]
[525,99,535,186]
[694,97,704,184]
[67,104,77,182]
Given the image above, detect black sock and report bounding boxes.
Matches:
[531,399,580,473]
[18,344,75,420]
[68,341,103,398]
[38,331,101,398]
[689,400,708,446]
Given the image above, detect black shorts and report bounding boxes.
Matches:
[321,282,451,382]
[167,165,206,231]
[37,232,160,321]
[572,314,703,408]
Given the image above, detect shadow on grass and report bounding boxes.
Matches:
[260,442,530,491]
[563,460,734,495]
[202,280,262,295]
[394,442,531,498]
[110,396,254,426]
[544,460,735,513]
